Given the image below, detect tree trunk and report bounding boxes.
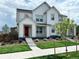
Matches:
[54,40,56,55]
[65,37,68,57]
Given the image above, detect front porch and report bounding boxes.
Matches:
[19,24,49,38]
[36,26,47,38]
[24,25,32,37]
[24,25,47,38]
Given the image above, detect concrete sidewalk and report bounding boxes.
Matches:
[0,45,79,59]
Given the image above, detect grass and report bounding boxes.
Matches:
[0,43,31,54]
[29,52,79,59]
[35,40,79,49]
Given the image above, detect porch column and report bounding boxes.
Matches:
[19,24,24,38]
[32,25,36,37]
[47,26,50,37]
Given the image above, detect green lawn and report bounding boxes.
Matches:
[29,52,79,59]
[0,43,31,54]
[35,40,79,49]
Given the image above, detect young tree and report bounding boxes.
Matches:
[2,24,10,34]
[56,18,75,37]
[55,18,76,57]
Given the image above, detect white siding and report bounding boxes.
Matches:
[43,14,47,23]
[33,3,50,23]
[32,24,36,37]
[19,19,36,37]
[47,8,59,25]
[17,10,37,37]
[50,26,57,35]
[47,26,50,37]
[17,2,67,38]
[19,23,24,37]
[46,8,59,36]
[17,11,32,23]
[47,25,57,37]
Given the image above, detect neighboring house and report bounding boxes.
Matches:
[16,2,76,39]
[0,31,3,35]
[10,27,17,32]
[0,27,17,35]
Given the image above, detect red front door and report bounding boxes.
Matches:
[24,26,29,37]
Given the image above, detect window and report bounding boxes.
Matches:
[36,27,43,33]
[52,29,55,33]
[36,18,39,21]
[36,15,43,22]
[40,19,43,22]
[51,27,55,33]
[51,14,54,20]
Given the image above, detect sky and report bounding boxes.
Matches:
[0,0,79,31]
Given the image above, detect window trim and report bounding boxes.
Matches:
[36,27,43,34]
[36,15,43,22]
[51,26,55,33]
[36,18,39,21]
[40,19,43,22]
[51,14,55,20]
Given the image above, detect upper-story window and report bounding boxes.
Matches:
[36,18,39,21]
[36,15,43,22]
[51,14,55,20]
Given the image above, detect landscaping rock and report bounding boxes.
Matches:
[35,39,39,42]
[43,38,48,41]
[56,38,59,40]
[1,42,5,46]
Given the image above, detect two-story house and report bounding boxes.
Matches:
[16,2,76,39]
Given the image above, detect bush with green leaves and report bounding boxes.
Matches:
[0,30,18,44]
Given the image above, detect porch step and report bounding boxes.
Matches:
[25,38,41,50]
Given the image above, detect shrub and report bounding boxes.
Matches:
[0,34,3,42]
[9,31,18,40]
[0,31,19,44]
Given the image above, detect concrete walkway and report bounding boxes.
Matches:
[25,38,40,50]
[0,45,79,59]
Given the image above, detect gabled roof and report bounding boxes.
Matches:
[33,2,51,11]
[43,6,60,14]
[43,6,67,17]
[17,8,32,13]
[52,6,60,14]
[60,14,67,17]
[52,6,67,17]
[17,2,67,17]
[17,2,51,12]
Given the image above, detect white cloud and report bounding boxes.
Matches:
[0,0,79,30]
